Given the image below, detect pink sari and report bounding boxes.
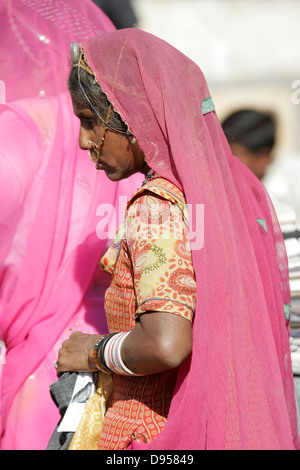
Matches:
[0,1,142,450]
[81,29,300,450]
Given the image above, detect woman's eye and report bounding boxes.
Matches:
[81,118,94,129]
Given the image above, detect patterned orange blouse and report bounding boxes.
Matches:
[97,176,196,449]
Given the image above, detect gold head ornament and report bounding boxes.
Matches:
[70,41,94,76]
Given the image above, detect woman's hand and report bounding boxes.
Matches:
[56,331,102,377]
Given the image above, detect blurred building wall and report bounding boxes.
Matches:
[132,0,300,156]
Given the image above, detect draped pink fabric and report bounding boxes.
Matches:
[82,29,300,449]
[0,1,142,450]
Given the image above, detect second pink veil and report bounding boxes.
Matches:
[0,0,142,448]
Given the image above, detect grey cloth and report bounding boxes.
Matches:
[46,372,78,450]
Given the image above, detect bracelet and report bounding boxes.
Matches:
[93,333,117,373]
[100,333,117,369]
[104,332,144,376]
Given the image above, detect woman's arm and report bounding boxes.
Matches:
[122,311,192,374]
[57,190,196,377]
[56,311,192,377]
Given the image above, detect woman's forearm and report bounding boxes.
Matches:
[56,312,192,377]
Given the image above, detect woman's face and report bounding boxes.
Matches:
[72,99,146,181]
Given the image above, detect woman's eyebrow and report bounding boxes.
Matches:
[76,111,95,118]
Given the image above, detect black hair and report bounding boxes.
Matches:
[222,109,276,154]
[68,66,128,134]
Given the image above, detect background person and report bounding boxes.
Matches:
[221,109,276,181]
[92,0,137,29]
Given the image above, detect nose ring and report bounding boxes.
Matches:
[88,141,100,163]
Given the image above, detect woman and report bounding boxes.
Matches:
[56,29,299,450]
[0,1,141,450]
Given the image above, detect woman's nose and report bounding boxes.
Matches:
[78,127,91,151]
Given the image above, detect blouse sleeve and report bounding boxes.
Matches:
[126,191,196,322]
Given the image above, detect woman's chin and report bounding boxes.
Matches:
[105,169,134,182]
[102,169,121,181]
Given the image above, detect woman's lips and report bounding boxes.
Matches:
[95,161,104,170]
[95,160,111,171]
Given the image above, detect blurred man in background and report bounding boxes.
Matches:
[222,109,275,181]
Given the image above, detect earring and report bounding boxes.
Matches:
[131,137,136,144]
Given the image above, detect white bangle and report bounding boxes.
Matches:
[104,332,144,376]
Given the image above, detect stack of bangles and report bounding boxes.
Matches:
[93,332,143,376]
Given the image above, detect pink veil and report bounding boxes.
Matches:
[0,1,142,449]
[82,29,300,449]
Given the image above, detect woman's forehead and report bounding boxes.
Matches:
[72,99,94,118]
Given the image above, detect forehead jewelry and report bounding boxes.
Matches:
[70,41,134,139]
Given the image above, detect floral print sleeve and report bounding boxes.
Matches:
[125,182,196,322]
